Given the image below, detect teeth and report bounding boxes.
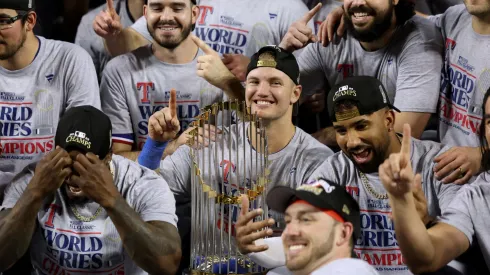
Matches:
[69,186,82,194]
[256,101,272,105]
[354,12,369,17]
[159,27,177,30]
[289,245,305,251]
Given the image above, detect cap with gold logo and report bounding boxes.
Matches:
[267,178,360,240]
[327,76,400,122]
[55,106,112,160]
[246,45,300,85]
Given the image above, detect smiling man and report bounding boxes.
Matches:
[279,0,443,147]
[266,179,378,275]
[100,0,227,161]
[235,76,461,274]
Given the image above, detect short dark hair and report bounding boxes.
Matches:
[479,87,490,171]
[334,99,359,114]
[395,0,415,25]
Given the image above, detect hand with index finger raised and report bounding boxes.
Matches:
[279,3,322,52]
[192,34,237,90]
[148,89,181,142]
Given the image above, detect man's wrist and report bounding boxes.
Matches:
[138,137,168,170]
[102,193,124,211]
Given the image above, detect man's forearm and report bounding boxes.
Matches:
[0,188,44,271]
[106,196,181,275]
[223,78,245,101]
[390,195,436,270]
[104,28,147,57]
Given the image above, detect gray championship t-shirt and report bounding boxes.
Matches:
[427,5,490,147]
[0,155,178,275]
[0,36,100,198]
[100,45,224,150]
[309,137,461,274]
[160,122,333,251]
[75,0,135,80]
[130,0,312,57]
[298,16,444,113]
[438,173,490,269]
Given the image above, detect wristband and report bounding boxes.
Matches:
[138,137,168,170]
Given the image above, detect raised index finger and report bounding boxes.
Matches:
[401,123,411,157]
[191,34,218,56]
[107,0,115,14]
[169,89,177,118]
[300,3,322,24]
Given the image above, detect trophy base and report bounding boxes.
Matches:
[191,256,267,275]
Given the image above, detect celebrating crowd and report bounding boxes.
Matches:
[0,0,489,274]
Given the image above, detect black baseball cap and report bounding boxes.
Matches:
[327,76,400,122]
[267,178,360,240]
[247,45,300,85]
[55,106,112,159]
[0,0,35,11]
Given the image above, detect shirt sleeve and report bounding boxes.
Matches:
[392,22,444,113]
[437,185,475,245]
[159,145,193,204]
[0,168,33,211]
[64,45,102,110]
[426,14,444,28]
[75,15,101,76]
[130,170,178,227]
[100,57,135,146]
[130,16,153,42]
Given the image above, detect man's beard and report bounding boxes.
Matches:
[344,3,394,43]
[464,0,490,17]
[346,139,390,174]
[0,30,27,60]
[286,229,336,271]
[149,19,192,49]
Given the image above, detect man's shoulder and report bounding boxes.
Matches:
[441,4,469,24]
[104,45,152,73]
[42,37,93,62]
[112,155,167,190]
[412,138,449,159]
[293,127,334,156]
[399,15,443,45]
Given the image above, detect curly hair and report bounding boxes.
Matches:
[394,0,416,25]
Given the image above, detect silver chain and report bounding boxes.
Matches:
[70,160,115,222]
[360,172,388,200]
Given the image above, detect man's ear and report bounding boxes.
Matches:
[191,4,200,26]
[25,12,37,32]
[290,84,302,105]
[336,222,354,247]
[385,109,396,131]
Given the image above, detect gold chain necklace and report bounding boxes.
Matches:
[70,160,115,222]
[360,172,388,200]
